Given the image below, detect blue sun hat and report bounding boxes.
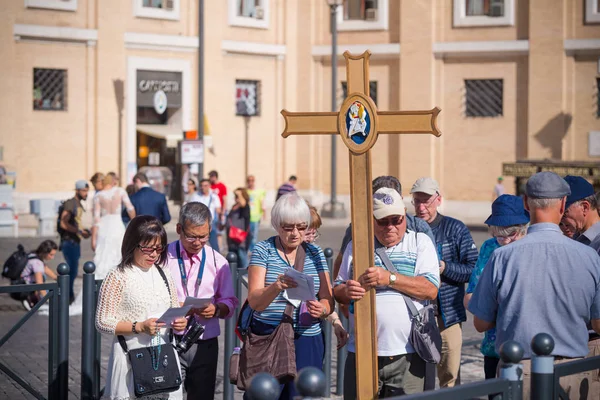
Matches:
[485,194,530,227]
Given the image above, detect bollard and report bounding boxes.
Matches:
[531,333,555,400]
[56,263,70,400]
[323,247,334,397]
[247,372,280,400]
[498,340,524,400]
[295,367,327,399]
[94,279,102,399]
[224,252,238,400]
[81,262,96,400]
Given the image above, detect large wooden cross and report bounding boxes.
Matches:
[281,51,441,399]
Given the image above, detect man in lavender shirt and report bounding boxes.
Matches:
[166,202,239,399]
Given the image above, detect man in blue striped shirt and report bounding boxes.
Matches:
[411,177,478,389]
[335,187,440,398]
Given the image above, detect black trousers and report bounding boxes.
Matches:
[178,337,219,400]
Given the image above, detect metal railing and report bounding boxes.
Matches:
[80,262,104,400]
[0,263,70,400]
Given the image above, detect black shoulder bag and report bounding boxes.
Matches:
[375,234,442,364]
[118,266,182,398]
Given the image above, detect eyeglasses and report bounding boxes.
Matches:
[281,224,308,232]
[181,229,210,243]
[137,245,164,255]
[411,193,439,207]
[375,216,405,227]
[494,232,519,245]
[305,229,321,241]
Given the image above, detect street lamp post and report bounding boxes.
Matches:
[322,0,347,219]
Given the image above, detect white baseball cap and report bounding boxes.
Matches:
[373,188,406,219]
[410,177,440,196]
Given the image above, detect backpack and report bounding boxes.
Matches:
[56,199,78,237]
[2,245,38,281]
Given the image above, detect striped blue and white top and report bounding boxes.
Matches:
[250,236,328,337]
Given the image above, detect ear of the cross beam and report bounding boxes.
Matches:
[377,107,442,137]
[343,49,372,62]
[280,109,338,138]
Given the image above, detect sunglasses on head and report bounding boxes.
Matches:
[375,216,405,227]
[137,244,164,254]
[281,224,308,232]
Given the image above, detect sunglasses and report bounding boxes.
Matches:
[137,245,164,255]
[281,224,308,232]
[375,216,405,227]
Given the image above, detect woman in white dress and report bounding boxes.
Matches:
[96,215,187,400]
[70,175,135,315]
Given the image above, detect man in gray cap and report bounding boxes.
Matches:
[469,171,600,398]
[58,179,91,303]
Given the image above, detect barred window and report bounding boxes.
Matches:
[466,0,505,17]
[465,79,503,117]
[343,0,379,21]
[143,0,174,9]
[33,68,67,111]
[341,81,377,106]
[235,80,261,116]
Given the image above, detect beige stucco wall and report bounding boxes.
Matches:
[1,0,600,208]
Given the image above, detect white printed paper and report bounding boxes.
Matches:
[284,268,316,302]
[183,297,213,309]
[157,305,192,325]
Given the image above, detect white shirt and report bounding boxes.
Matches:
[189,192,221,221]
[336,231,440,356]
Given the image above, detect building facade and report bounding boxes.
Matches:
[1,0,599,211]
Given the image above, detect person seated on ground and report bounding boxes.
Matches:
[18,240,58,310]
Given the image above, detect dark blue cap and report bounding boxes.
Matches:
[485,194,530,227]
[564,175,595,209]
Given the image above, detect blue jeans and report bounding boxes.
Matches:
[248,221,260,253]
[209,222,220,252]
[61,240,80,301]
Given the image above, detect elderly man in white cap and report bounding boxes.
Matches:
[334,187,440,398]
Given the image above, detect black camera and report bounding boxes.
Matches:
[175,317,205,355]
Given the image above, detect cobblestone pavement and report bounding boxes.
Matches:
[0,224,489,399]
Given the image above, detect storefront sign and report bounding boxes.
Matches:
[180,140,204,164]
[137,70,182,108]
[503,162,600,178]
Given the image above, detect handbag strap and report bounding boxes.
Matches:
[374,240,421,321]
[118,266,173,354]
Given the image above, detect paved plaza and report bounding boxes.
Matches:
[0,222,490,399]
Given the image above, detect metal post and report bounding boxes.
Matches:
[322,1,346,219]
[56,263,70,400]
[498,340,524,400]
[224,252,238,400]
[48,282,57,400]
[322,248,334,397]
[531,333,555,400]
[81,262,96,400]
[94,279,102,399]
[197,0,205,178]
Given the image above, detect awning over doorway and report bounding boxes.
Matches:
[136,124,181,148]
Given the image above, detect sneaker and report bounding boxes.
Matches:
[22,300,32,311]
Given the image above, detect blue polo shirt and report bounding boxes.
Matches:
[469,223,600,359]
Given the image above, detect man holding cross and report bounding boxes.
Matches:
[335,188,440,398]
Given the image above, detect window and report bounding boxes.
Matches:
[25,0,77,11]
[236,80,261,116]
[585,0,600,24]
[134,0,180,20]
[338,0,388,31]
[453,0,514,27]
[596,78,600,118]
[228,0,269,29]
[465,79,503,117]
[341,81,377,106]
[33,68,67,111]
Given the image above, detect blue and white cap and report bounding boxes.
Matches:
[373,188,406,219]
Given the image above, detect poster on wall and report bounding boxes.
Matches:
[180,140,204,164]
[235,80,260,117]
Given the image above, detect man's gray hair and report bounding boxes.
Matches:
[271,193,310,230]
[526,197,562,209]
[489,224,528,238]
[572,193,599,211]
[179,202,212,227]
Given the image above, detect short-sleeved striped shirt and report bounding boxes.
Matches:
[249,237,327,337]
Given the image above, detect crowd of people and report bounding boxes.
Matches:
[11,167,600,399]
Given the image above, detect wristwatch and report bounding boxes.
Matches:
[388,272,397,286]
[213,305,221,319]
[132,321,138,334]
